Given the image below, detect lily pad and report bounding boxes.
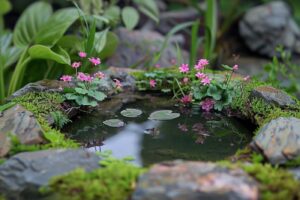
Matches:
[103,119,125,127]
[148,110,180,121]
[120,108,142,118]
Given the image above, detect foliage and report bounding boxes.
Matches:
[148,110,180,121]
[262,46,300,96]
[120,108,143,118]
[42,152,145,200]
[103,119,125,128]
[0,101,15,112]
[204,0,217,60]
[50,111,72,130]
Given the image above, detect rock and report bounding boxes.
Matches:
[251,86,295,107]
[106,28,188,68]
[104,67,137,92]
[8,80,70,100]
[0,105,45,157]
[132,160,258,200]
[0,149,101,199]
[239,1,300,57]
[289,168,300,180]
[251,117,300,164]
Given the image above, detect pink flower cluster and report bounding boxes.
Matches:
[195,59,209,70]
[77,72,93,82]
[201,98,215,112]
[60,75,72,82]
[179,64,189,73]
[195,72,211,85]
[149,79,156,88]
[180,95,192,105]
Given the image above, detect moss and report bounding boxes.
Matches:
[42,154,145,200]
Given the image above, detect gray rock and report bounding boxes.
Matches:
[132,160,258,200]
[239,1,300,57]
[251,86,295,107]
[106,28,188,68]
[0,149,101,199]
[8,80,70,100]
[0,105,44,157]
[251,117,300,164]
[289,167,300,180]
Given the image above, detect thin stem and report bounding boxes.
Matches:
[0,63,5,102]
[175,78,185,96]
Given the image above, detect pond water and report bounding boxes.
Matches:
[65,95,253,166]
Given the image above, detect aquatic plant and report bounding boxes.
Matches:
[148,110,180,121]
[103,119,125,128]
[120,108,143,118]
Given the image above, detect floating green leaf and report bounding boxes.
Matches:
[120,108,142,118]
[103,119,125,128]
[148,110,180,121]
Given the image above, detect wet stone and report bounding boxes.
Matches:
[251,86,295,107]
[0,104,44,157]
[0,149,101,199]
[132,160,258,200]
[251,117,300,164]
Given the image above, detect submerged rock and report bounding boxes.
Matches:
[0,149,101,199]
[132,160,258,200]
[239,1,300,57]
[251,117,300,164]
[251,86,295,107]
[106,28,188,68]
[0,104,44,157]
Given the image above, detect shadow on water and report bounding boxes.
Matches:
[64,95,254,166]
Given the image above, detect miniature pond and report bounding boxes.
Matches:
[65,95,254,166]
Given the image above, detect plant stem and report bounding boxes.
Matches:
[0,63,5,102]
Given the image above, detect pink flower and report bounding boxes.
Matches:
[179,64,189,73]
[182,77,189,84]
[195,59,209,70]
[201,76,211,85]
[88,57,101,66]
[243,75,250,81]
[155,64,161,68]
[78,51,87,58]
[77,72,93,82]
[60,75,72,82]
[71,61,81,69]
[233,64,239,71]
[201,98,215,112]
[180,95,192,104]
[114,79,122,89]
[94,71,105,79]
[195,72,206,79]
[149,79,156,88]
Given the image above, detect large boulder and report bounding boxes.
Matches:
[250,86,295,107]
[251,117,300,164]
[0,104,45,157]
[0,149,101,199]
[132,160,258,200]
[106,28,188,68]
[239,1,300,57]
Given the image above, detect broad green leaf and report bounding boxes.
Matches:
[93,15,110,24]
[65,93,78,100]
[120,108,142,118]
[103,119,125,127]
[104,6,121,24]
[94,29,109,53]
[98,32,119,59]
[134,0,159,23]
[88,90,107,101]
[0,0,11,15]
[35,8,79,46]
[207,85,222,100]
[75,87,88,95]
[122,7,139,30]
[28,45,70,64]
[148,110,180,121]
[57,35,83,50]
[13,2,52,47]
[204,0,217,59]
[138,6,159,23]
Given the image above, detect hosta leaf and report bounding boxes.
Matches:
[103,119,125,127]
[120,108,142,118]
[148,110,180,121]
[28,45,70,64]
[35,8,79,46]
[13,2,52,47]
[122,6,139,30]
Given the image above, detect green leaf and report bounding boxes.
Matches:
[65,93,78,100]
[207,85,222,100]
[204,0,217,59]
[75,87,88,95]
[214,101,223,111]
[94,29,109,53]
[13,2,52,48]
[148,110,180,121]
[120,108,142,118]
[98,32,119,59]
[221,64,232,71]
[138,6,159,23]
[57,35,83,51]
[0,0,11,15]
[28,45,70,64]
[88,90,107,101]
[103,119,125,127]
[104,6,121,24]
[134,0,159,23]
[122,7,140,30]
[35,8,79,46]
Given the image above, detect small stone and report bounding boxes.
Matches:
[0,149,101,199]
[251,117,300,164]
[251,86,295,107]
[132,161,258,200]
[0,105,45,157]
